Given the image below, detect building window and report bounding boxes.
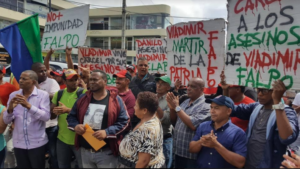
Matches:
[126,37,133,50]
[111,37,121,49]
[90,18,109,30]
[110,17,131,30]
[130,14,164,29]
[110,17,122,30]
[91,37,109,49]
[110,37,133,50]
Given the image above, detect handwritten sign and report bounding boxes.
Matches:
[78,47,127,86]
[135,38,167,73]
[166,19,226,87]
[225,0,300,90]
[41,5,89,51]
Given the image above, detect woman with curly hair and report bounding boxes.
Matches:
[118,91,165,168]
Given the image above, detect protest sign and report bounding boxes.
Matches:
[166,19,226,87]
[78,47,127,86]
[41,5,89,51]
[135,38,167,74]
[225,0,300,90]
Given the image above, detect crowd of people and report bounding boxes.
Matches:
[0,48,299,168]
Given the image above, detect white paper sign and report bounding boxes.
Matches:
[78,47,127,86]
[135,38,167,74]
[41,5,89,50]
[166,19,226,87]
[225,0,300,90]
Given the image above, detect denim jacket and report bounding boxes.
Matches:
[231,102,299,168]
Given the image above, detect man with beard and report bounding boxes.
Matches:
[67,70,129,168]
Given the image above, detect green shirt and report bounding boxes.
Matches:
[52,88,87,145]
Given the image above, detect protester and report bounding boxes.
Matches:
[50,69,66,89]
[221,71,255,131]
[67,70,129,168]
[113,70,136,135]
[51,69,86,168]
[126,64,136,78]
[3,70,50,168]
[166,78,211,168]
[189,95,247,168]
[129,57,156,128]
[0,65,17,107]
[221,79,299,168]
[129,57,156,98]
[31,62,60,168]
[119,91,165,168]
[290,93,300,155]
[155,76,173,168]
[0,100,7,168]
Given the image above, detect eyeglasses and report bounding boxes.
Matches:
[255,88,273,95]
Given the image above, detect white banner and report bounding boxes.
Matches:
[225,0,300,90]
[41,5,89,50]
[78,47,127,86]
[166,19,226,87]
[135,38,167,74]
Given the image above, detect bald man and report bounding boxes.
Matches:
[3,70,50,168]
[32,63,60,168]
[167,78,211,168]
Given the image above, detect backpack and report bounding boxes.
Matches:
[56,88,84,106]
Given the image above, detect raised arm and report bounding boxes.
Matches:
[66,47,74,69]
[44,49,54,70]
[272,80,299,142]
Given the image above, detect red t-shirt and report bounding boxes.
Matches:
[59,84,66,89]
[118,90,136,131]
[231,96,255,131]
[204,87,218,95]
[0,83,18,106]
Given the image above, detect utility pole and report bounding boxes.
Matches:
[121,0,126,51]
[49,0,52,12]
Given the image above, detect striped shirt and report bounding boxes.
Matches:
[173,94,211,160]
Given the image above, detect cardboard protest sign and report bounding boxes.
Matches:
[78,47,126,86]
[41,5,89,51]
[166,19,226,87]
[135,38,167,74]
[225,0,300,90]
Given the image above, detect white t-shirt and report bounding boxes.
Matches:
[293,93,300,106]
[39,77,60,128]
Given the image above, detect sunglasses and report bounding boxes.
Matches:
[255,88,273,95]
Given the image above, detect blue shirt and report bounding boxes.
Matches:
[192,120,247,168]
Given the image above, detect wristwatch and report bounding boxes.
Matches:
[175,106,182,113]
[272,102,285,110]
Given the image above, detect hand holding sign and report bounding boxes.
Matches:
[272,80,287,104]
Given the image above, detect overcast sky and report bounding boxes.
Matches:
[66,0,228,24]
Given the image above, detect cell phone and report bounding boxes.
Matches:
[287,149,292,158]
